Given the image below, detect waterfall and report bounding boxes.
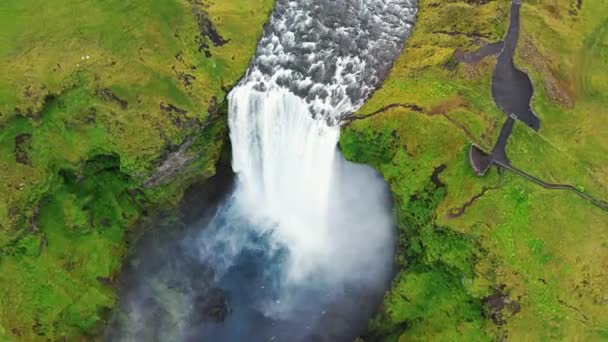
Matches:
[110,0,418,340]
[202,0,419,336]
[228,84,339,283]
[225,0,418,287]
[219,78,397,325]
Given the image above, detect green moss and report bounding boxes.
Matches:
[365,179,489,342]
[0,0,273,339]
[340,125,400,166]
[0,154,140,340]
[342,0,608,340]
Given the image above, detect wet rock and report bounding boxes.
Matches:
[96,88,128,110]
[207,96,220,117]
[192,288,231,323]
[97,276,113,287]
[160,102,188,115]
[144,139,195,188]
[85,107,97,124]
[30,205,40,232]
[160,101,196,129]
[32,321,45,336]
[463,0,493,5]
[23,85,34,98]
[483,287,521,325]
[38,234,47,255]
[172,65,197,88]
[14,133,32,165]
[189,0,229,57]
[175,52,186,63]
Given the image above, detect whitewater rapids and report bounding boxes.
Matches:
[225,0,418,300]
[108,0,418,340]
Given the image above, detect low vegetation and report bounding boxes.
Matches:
[0,0,273,339]
[1,0,606,340]
[342,0,608,340]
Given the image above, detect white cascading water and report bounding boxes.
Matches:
[226,0,418,288]
[229,85,339,282]
[111,0,418,340]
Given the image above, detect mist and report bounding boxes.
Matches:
[106,0,417,340]
[106,93,396,341]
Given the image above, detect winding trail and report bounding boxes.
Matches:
[454,41,503,64]
[340,0,608,214]
[344,102,482,145]
[497,162,608,211]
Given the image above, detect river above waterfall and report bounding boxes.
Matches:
[107,0,418,340]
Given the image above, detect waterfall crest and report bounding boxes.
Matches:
[245,0,418,121]
[109,0,418,340]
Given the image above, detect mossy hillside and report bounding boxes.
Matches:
[342,111,501,341]
[0,0,273,339]
[0,0,273,234]
[356,0,508,125]
[0,112,230,341]
[342,0,608,340]
[0,155,140,340]
[0,0,271,121]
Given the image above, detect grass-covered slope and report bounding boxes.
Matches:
[342,0,608,340]
[0,0,273,339]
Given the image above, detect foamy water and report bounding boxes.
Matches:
[110,0,417,340]
[228,0,417,285]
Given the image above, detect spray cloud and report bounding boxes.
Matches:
[108,0,417,340]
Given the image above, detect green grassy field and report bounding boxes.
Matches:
[342,0,608,340]
[0,0,273,339]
